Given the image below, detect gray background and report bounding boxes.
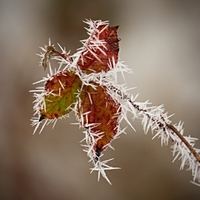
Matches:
[1,0,200,199]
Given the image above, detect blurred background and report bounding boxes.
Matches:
[0,0,200,199]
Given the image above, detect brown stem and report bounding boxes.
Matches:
[167,124,200,162]
[108,85,200,163]
[42,45,70,70]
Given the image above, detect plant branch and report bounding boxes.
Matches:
[108,84,200,163]
[167,124,200,162]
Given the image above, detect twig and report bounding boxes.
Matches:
[109,84,200,163]
[167,124,200,162]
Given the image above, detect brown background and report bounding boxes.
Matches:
[1,0,200,199]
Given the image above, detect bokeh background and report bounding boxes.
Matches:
[1,0,200,199]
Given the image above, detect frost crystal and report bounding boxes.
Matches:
[30,19,200,185]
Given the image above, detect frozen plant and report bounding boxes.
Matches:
[30,19,200,185]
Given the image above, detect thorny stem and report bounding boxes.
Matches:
[108,85,200,163]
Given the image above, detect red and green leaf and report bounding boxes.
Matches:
[40,71,82,119]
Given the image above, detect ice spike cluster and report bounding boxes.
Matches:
[31,19,200,185]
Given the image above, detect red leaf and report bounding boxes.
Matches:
[78,83,121,154]
[78,25,120,73]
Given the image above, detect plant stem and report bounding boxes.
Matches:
[167,124,200,162]
[109,84,200,163]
